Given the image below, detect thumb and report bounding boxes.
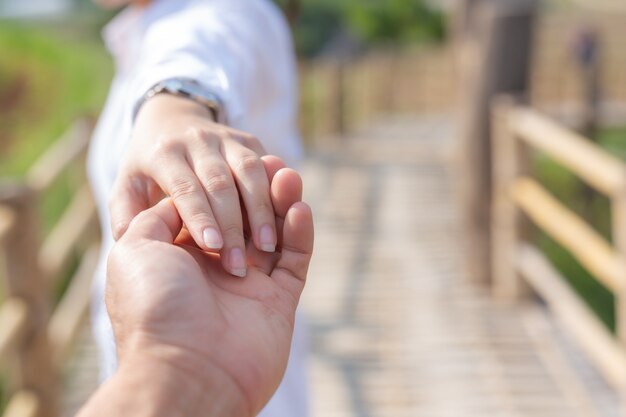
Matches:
[271,202,314,295]
[109,179,149,240]
[121,198,182,244]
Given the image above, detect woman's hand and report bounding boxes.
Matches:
[109,94,276,277]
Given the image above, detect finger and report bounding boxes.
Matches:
[247,168,303,274]
[223,140,276,254]
[241,156,287,238]
[271,202,314,298]
[151,155,223,252]
[109,176,149,240]
[261,155,287,182]
[271,168,303,220]
[189,149,247,277]
[121,198,182,244]
[231,132,267,156]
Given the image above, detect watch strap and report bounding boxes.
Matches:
[134,78,227,124]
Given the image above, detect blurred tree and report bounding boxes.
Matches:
[283,0,446,57]
[293,1,344,57]
[344,0,445,45]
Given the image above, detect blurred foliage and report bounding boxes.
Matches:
[532,127,626,332]
[286,0,446,57]
[344,0,445,45]
[0,21,112,176]
[0,20,111,244]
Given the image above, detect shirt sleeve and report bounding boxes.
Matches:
[129,0,280,126]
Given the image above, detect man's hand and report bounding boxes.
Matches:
[110,94,276,277]
[101,163,313,417]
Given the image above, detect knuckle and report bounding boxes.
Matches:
[248,200,273,222]
[246,135,261,147]
[187,211,212,225]
[185,126,209,141]
[236,154,262,174]
[169,178,199,200]
[185,127,221,144]
[254,199,273,213]
[153,135,183,157]
[220,222,243,240]
[203,169,232,193]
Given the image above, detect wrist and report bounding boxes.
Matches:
[123,341,249,417]
[136,93,216,124]
[78,340,249,417]
[135,78,226,124]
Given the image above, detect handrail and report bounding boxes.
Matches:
[2,391,40,417]
[516,244,626,388]
[0,205,15,243]
[0,298,29,363]
[491,99,626,400]
[0,118,97,417]
[510,107,626,195]
[26,118,93,194]
[48,244,100,366]
[39,184,98,285]
[511,177,622,292]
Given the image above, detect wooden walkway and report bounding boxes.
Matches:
[62,115,620,417]
[300,115,620,417]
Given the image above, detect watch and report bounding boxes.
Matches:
[134,78,227,124]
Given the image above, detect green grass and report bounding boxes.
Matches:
[0,21,113,176]
[0,21,112,234]
[0,22,112,329]
[532,126,626,332]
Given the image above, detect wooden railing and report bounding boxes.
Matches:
[491,97,626,404]
[298,48,457,145]
[0,119,99,417]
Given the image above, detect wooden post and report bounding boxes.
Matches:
[457,0,538,284]
[0,183,58,417]
[491,96,531,301]
[610,189,626,411]
[450,0,482,42]
[331,60,346,136]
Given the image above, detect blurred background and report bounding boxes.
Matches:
[1,0,626,416]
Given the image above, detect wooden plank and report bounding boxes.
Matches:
[521,308,604,417]
[510,107,626,195]
[610,192,626,409]
[48,244,100,366]
[0,184,58,417]
[39,185,98,286]
[26,119,93,194]
[491,95,531,300]
[0,205,15,243]
[456,0,538,283]
[0,298,29,363]
[511,177,622,293]
[516,243,626,389]
[3,391,40,417]
[612,193,626,343]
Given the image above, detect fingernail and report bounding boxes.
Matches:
[259,224,276,252]
[203,227,223,250]
[230,248,247,277]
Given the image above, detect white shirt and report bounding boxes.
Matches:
[87,1,307,416]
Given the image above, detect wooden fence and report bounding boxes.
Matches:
[0,120,99,417]
[491,96,626,404]
[297,10,626,148]
[298,47,458,145]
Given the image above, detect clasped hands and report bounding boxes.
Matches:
[78,96,314,417]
